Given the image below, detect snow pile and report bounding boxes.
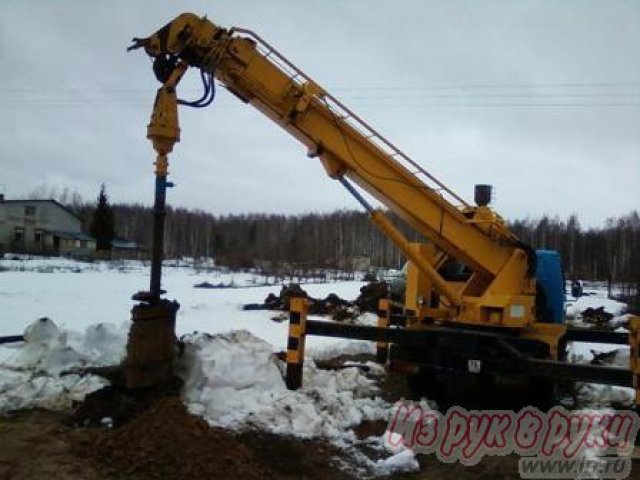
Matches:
[3,319,128,371]
[177,330,416,476]
[0,318,121,411]
[70,322,129,365]
[309,337,376,361]
[0,320,410,476]
[610,313,635,329]
[372,449,419,475]
[566,293,627,320]
[178,330,389,441]
[568,334,635,408]
[575,348,635,407]
[577,383,635,408]
[562,285,635,407]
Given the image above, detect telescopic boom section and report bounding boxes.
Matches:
[130,13,525,286]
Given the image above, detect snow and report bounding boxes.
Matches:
[564,285,635,407]
[569,341,635,407]
[372,449,419,475]
[0,317,402,476]
[0,256,379,387]
[0,255,368,355]
[0,318,111,411]
[178,330,418,476]
[177,328,415,475]
[178,330,389,442]
[0,256,416,475]
[611,314,634,330]
[565,288,627,320]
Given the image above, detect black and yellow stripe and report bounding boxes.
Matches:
[285,297,308,390]
[630,316,640,407]
[376,298,390,364]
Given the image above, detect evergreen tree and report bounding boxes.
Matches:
[90,184,115,251]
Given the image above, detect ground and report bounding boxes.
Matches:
[5,375,636,479]
[0,399,349,480]
[0,381,526,480]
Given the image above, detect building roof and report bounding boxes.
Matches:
[46,230,95,241]
[0,199,83,222]
[112,237,140,249]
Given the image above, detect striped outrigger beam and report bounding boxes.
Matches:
[285,296,308,390]
[630,316,640,408]
[376,298,390,364]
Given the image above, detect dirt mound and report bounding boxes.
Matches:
[355,281,388,313]
[193,281,233,289]
[0,397,355,480]
[74,396,273,479]
[581,306,614,325]
[243,281,388,321]
[243,284,356,321]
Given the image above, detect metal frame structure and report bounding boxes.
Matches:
[285,298,640,407]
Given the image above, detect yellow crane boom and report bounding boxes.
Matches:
[129,13,536,327]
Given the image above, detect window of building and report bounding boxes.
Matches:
[80,240,87,248]
[34,229,43,244]
[24,206,36,216]
[14,227,25,243]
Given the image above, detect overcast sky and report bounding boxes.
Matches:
[1,0,638,227]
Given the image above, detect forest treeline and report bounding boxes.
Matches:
[510,213,639,291]
[70,199,640,291]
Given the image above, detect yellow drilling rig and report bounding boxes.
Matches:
[126,13,640,407]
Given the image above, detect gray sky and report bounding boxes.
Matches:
[1,0,638,228]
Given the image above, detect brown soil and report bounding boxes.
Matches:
[73,397,272,479]
[2,356,639,479]
[0,409,104,480]
[243,281,388,321]
[0,396,353,480]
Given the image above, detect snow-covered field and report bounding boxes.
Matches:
[0,255,417,475]
[0,255,636,475]
[0,255,366,348]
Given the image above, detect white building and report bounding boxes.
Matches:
[0,196,96,255]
